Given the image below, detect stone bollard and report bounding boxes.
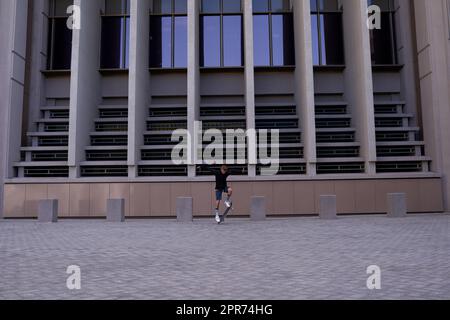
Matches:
[251,196,266,221]
[107,199,125,222]
[38,199,58,223]
[177,197,193,222]
[387,193,407,218]
[319,195,337,219]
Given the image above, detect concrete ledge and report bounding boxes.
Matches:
[177,197,193,222]
[38,199,58,223]
[107,199,125,222]
[387,193,407,218]
[251,196,266,221]
[319,195,337,219]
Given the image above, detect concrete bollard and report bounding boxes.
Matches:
[177,197,193,222]
[387,193,407,218]
[251,196,266,221]
[107,199,125,222]
[38,199,58,223]
[319,195,337,219]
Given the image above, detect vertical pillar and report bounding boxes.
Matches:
[128,0,151,178]
[342,0,377,174]
[187,0,200,177]
[293,0,317,176]
[243,0,257,177]
[68,0,103,178]
[0,0,29,217]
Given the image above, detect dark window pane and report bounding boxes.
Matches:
[174,0,187,14]
[253,15,270,66]
[321,13,344,65]
[50,18,72,69]
[371,13,396,64]
[367,0,393,11]
[271,0,289,12]
[223,0,241,13]
[105,0,129,15]
[174,17,187,67]
[150,16,172,68]
[223,16,242,67]
[201,16,221,67]
[253,0,269,12]
[319,0,340,11]
[53,0,73,16]
[310,0,317,12]
[124,17,130,68]
[101,17,128,68]
[202,0,220,13]
[272,14,294,66]
[154,0,172,14]
[311,14,320,65]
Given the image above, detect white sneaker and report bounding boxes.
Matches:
[215,211,221,223]
[224,200,231,208]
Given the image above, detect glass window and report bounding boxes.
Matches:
[253,1,295,67]
[47,0,73,70]
[253,0,269,13]
[200,1,243,67]
[202,0,221,13]
[223,0,242,13]
[53,0,73,16]
[150,1,188,68]
[105,0,130,15]
[101,17,130,69]
[310,0,344,66]
[223,16,242,67]
[154,0,172,14]
[201,16,221,67]
[253,15,270,66]
[367,0,397,65]
[174,17,188,67]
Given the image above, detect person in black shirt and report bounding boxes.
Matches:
[199,163,242,223]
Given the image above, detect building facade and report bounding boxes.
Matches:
[0,0,448,218]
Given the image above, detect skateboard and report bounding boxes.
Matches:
[218,202,233,224]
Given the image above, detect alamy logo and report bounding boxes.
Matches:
[66,265,81,290]
[67,5,81,30]
[366,265,381,290]
[367,5,381,30]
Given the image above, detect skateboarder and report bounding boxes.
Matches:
[198,163,243,223]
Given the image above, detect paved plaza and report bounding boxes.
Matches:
[0,214,449,300]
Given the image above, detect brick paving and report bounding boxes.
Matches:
[0,214,449,300]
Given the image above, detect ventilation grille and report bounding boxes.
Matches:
[256,119,298,129]
[24,167,69,178]
[95,122,128,132]
[81,166,128,177]
[316,118,351,128]
[255,106,296,116]
[317,147,360,158]
[144,134,184,145]
[138,165,188,177]
[31,151,68,162]
[147,121,187,131]
[376,162,423,173]
[196,165,247,176]
[317,163,365,174]
[142,149,183,161]
[377,146,416,157]
[91,136,128,146]
[99,109,128,118]
[86,150,127,161]
[203,121,246,131]
[257,163,306,175]
[316,132,355,143]
[44,123,69,132]
[201,107,245,117]
[375,118,403,128]
[150,107,187,117]
[49,110,70,119]
[38,137,68,146]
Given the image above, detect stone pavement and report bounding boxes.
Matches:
[0,214,449,300]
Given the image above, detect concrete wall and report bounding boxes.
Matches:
[3,178,443,218]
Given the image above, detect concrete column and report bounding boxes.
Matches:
[38,199,59,223]
[319,195,337,219]
[68,0,103,178]
[128,0,151,177]
[107,199,126,222]
[0,0,29,218]
[177,197,193,222]
[293,0,317,176]
[413,0,450,210]
[243,0,257,177]
[187,0,200,177]
[342,0,377,175]
[250,196,266,221]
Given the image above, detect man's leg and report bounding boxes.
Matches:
[214,190,222,222]
[225,187,233,207]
